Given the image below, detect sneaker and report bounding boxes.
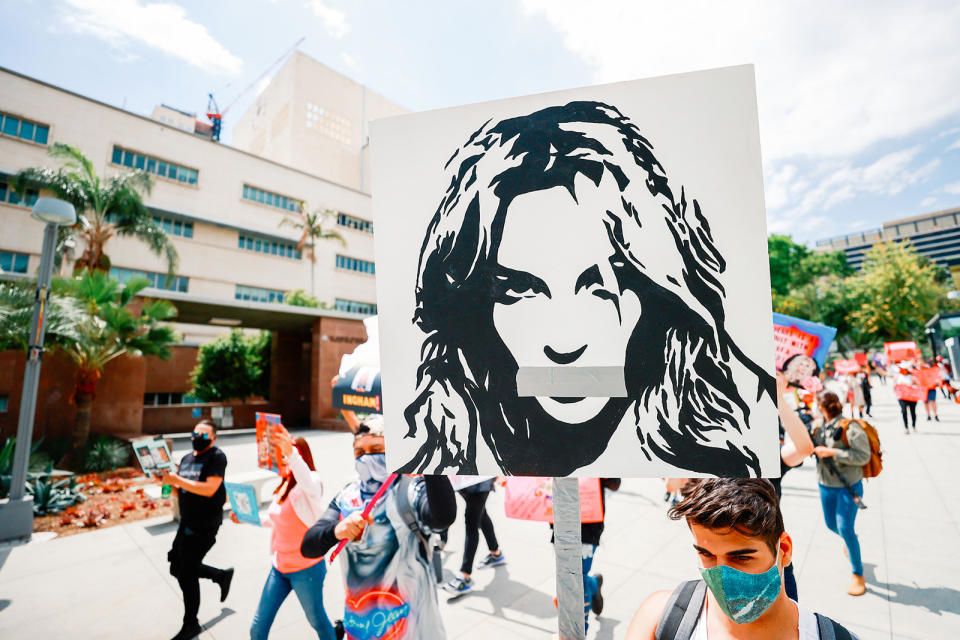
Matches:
[334,619,345,640]
[219,567,234,602]
[170,622,202,640]
[591,574,604,614]
[443,575,473,595]
[935,416,940,422]
[477,552,506,569]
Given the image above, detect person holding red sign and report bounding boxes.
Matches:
[894,367,921,433]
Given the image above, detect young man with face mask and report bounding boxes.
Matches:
[625,479,857,640]
[160,419,234,640]
[301,417,457,640]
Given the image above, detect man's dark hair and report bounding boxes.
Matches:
[196,418,217,434]
[668,478,784,552]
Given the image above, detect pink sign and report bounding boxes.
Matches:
[773,325,821,370]
[503,477,604,523]
[834,359,861,375]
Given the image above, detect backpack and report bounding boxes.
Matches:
[655,580,858,640]
[394,475,443,582]
[838,418,883,479]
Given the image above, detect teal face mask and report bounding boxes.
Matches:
[698,548,782,624]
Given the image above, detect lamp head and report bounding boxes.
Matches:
[30,198,76,226]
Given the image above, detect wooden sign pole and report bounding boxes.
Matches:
[553,477,585,640]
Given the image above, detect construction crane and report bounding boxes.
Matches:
[206,36,306,142]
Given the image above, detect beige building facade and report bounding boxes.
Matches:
[0,63,384,343]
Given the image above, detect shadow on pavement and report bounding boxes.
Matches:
[884,581,960,616]
[593,614,622,640]
[144,520,179,536]
[0,599,9,613]
[202,607,235,633]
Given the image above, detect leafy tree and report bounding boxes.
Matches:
[767,234,851,296]
[846,242,949,343]
[0,282,83,351]
[280,207,346,296]
[773,274,861,349]
[55,271,178,450]
[12,143,178,276]
[190,330,271,402]
[284,289,319,308]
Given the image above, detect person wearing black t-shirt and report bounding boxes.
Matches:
[161,419,234,640]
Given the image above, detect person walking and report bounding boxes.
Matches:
[161,420,234,640]
[813,392,872,597]
[860,371,872,417]
[922,364,940,422]
[442,477,505,596]
[240,428,335,640]
[301,417,457,639]
[850,373,866,418]
[894,367,920,433]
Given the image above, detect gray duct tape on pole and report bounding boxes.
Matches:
[553,477,585,640]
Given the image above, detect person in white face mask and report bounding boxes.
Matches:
[301,417,457,640]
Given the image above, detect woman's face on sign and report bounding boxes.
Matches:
[491,176,642,424]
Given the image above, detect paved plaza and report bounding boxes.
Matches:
[1,383,958,639]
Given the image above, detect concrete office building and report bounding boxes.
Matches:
[815,206,960,284]
[0,56,401,439]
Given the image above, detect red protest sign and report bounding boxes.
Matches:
[884,341,921,364]
[894,384,925,403]
[503,477,604,523]
[255,412,288,475]
[834,359,861,375]
[916,366,942,390]
[853,352,867,366]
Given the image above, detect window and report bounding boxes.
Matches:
[235,284,284,303]
[0,251,29,274]
[334,299,378,315]
[0,181,38,207]
[336,254,375,275]
[151,215,193,238]
[143,392,200,406]
[0,395,7,413]
[337,213,374,235]
[0,112,50,145]
[238,233,301,259]
[110,267,188,293]
[242,184,299,212]
[110,146,198,185]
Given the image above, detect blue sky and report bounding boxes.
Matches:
[2,0,959,245]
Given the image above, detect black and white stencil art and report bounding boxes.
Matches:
[372,66,779,478]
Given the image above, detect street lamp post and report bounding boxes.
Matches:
[0,198,76,544]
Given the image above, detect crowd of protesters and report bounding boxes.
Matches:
[151,352,944,640]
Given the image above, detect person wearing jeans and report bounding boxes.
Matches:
[242,428,335,640]
[443,478,505,595]
[813,391,872,596]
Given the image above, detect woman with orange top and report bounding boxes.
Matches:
[237,430,335,640]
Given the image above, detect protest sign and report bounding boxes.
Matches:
[895,384,925,403]
[131,437,174,478]
[885,341,921,363]
[332,365,382,414]
[448,476,494,491]
[255,412,288,475]
[503,477,604,523]
[834,359,861,375]
[225,482,261,526]
[772,312,837,369]
[916,366,942,390]
[372,65,778,478]
[854,352,868,366]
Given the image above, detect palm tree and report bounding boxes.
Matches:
[54,270,178,452]
[12,143,178,276]
[0,281,84,351]
[279,206,346,296]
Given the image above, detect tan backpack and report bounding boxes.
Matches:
[838,418,883,479]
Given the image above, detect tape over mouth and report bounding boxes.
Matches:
[516,366,627,398]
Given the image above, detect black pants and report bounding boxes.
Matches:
[898,399,917,429]
[168,521,224,625]
[459,490,499,574]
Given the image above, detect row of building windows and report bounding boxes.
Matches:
[144,392,201,406]
[334,298,378,315]
[336,254,376,274]
[0,182,39,208]
[337,213,374,234]
[111,146,199,186]
[235,284,285,303]
[153,215,194,238]
[1,112,49,145]
[243,184,299,212]
[238,234,302,259]
[0,251,29,274]
[110,267,189,293]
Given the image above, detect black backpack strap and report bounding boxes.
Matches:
[655,580,706,640]
[394,475,440,580]
[816,613,856,640]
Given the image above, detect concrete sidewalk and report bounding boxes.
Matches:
[1,384,958,639]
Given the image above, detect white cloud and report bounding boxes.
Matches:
[945,181,960,195]
[306,1,349,38]
[921,196,938,207]
[949,139,960,151]
[340,51,357,70]
[520,1,960,164]
[61,0,242,75]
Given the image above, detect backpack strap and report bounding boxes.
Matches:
[393,475,439,579]
[816,613,856,640]
[655,580,706,640]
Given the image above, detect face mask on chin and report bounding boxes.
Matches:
[699,546,783,625]
[355,453,388,493]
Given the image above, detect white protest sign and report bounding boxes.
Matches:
[371,65,778,478]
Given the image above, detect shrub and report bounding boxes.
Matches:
[26,464,86,515]
[80,436,130,473]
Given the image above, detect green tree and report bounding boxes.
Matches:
[280,207,346,296]
[773,274,861,348]
[284,289,319,308]
[767,234,851,296]
[55,270,178,451]
[0,282,83,351]
[846,242,948,343]
[12,143,178,276]
[190,330,271,402]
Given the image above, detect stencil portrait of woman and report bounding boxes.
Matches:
[397,101,775,478]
